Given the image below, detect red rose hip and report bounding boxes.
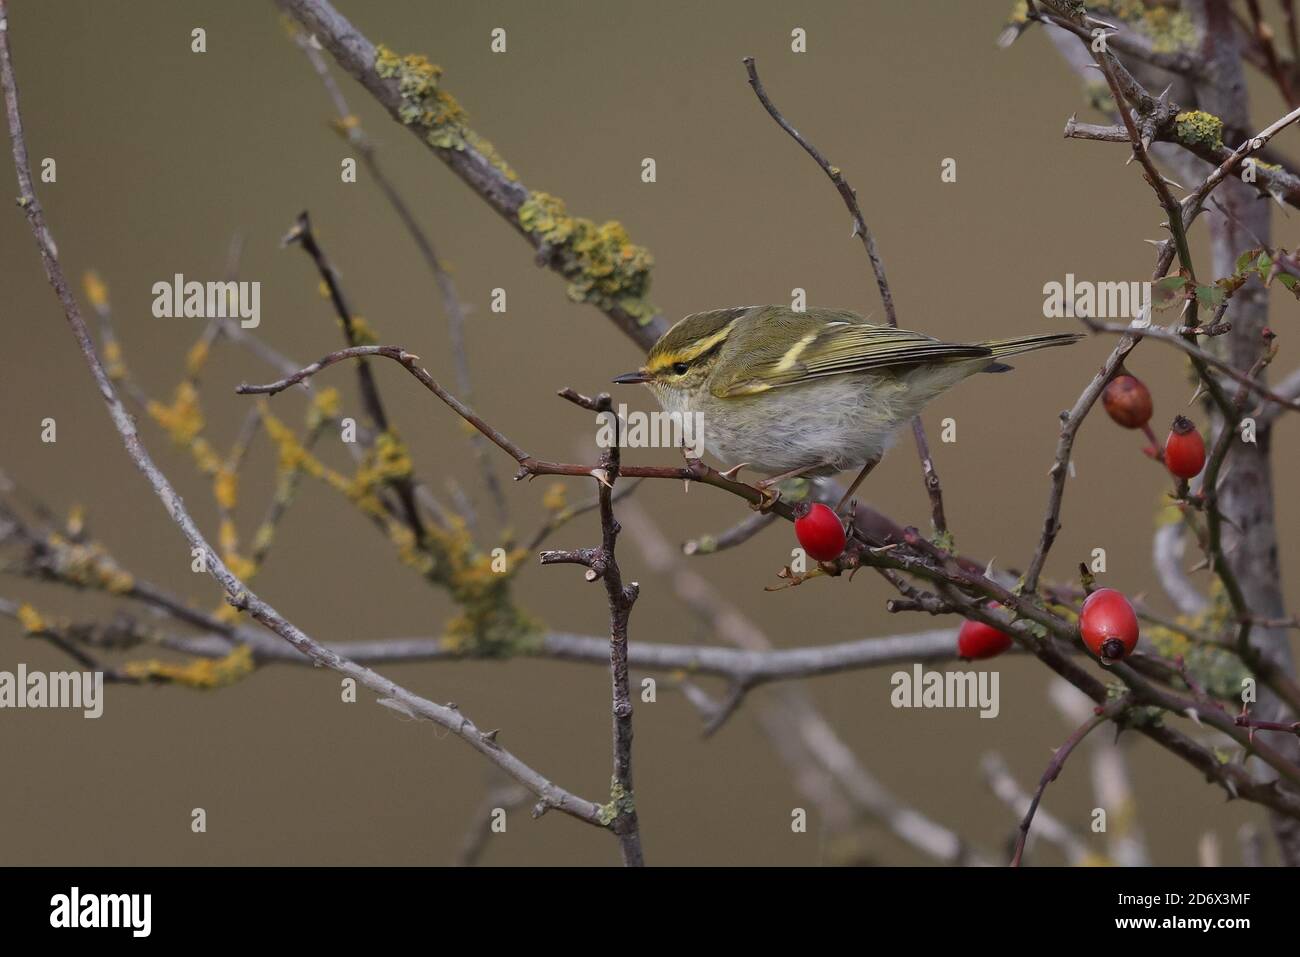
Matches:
[794,503,846,562]
[1102,374,1153,429]
[1164,415,1206,479]
[957,618,1013,660]
[1079,588,1139,664]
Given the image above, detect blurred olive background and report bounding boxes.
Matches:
[2,0,1299,866]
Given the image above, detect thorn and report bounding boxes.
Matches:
[1185,707,1202,726]
[583,568,599,582]
[589,468,612,488]
[719,462,749,482]
[480,728,500,745]
[683,479,691,494]
[984,556,997,578]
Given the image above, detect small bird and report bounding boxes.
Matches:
[613,305,1081,508]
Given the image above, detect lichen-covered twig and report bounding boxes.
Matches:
[0,6,606,831]
[277,0,667,349]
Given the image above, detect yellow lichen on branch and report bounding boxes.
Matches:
[370,44,657,324]
[82,270,109,311]
[148,381,222,474]
[1173,110,1225,150]
[16,602,48,634]
[44,532,135,594]
[123,644,255,689]
[519,192,655,320]
[373,43,516,179]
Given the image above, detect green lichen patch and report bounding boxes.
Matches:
[596,779,636,826]
[373,44,516,180]
[1174,110,1224,150]
[519,191,655,320]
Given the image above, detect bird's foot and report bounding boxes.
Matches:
[751,478,783,513]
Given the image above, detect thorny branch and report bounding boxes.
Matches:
[540,390,644,865]
[7,0,1300,865]
[232,336,1300,820]
[1009,696,1132,868]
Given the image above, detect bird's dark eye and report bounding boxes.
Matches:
[672,362,690,375]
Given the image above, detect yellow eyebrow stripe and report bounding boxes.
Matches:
[772,331,819,373]
[648,317,741,371]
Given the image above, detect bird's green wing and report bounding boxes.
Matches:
[710,308,992,397]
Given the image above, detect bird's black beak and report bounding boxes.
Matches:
[612,370,651,384]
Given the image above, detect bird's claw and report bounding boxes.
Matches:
[750,483,782,513]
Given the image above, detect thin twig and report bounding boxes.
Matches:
[742,56,948,535]
[1010,696,1130,867]
[282,211,429,543]
[289,30,508,525]
[681,510,777,556]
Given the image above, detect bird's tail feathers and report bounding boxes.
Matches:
[980,332,1083,357]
